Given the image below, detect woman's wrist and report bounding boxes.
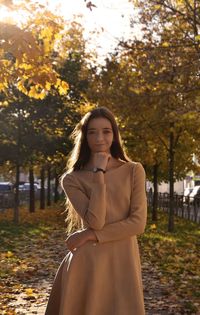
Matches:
[93,171,105,184]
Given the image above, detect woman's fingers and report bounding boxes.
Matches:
[65,230,91,252]
[65,235,82,251]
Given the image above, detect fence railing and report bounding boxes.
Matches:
[1,190,200,224]
[147,192,200,224]
[0,190,41,211]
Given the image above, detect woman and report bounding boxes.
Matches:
[45,107,147,315]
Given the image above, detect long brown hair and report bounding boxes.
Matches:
[61,106,130,233]
[67,106,129,171]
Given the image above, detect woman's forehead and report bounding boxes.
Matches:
[87,117,112,129]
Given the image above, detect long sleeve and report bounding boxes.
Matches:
[61,173,107,230]
[93,163,147,243]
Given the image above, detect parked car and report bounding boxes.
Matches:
[184,187,193,197]
[189,185,200,198]
[189,186,200,205]
[0,182,13,193]
[0,182,14,210]
[20,182,41,191]
[183,187,193,203]
[193,186,200,206]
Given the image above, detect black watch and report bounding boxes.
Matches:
[93,167,106,173]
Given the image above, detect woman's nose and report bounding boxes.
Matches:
[96,132,103,141]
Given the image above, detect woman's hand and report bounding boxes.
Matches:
[66,229,97,253]
[94,152,111,170]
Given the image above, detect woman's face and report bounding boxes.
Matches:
[86,117,114,154]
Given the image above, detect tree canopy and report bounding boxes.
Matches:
[0,0,70,99]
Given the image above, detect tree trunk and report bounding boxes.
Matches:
[152,164,158,221]
[14,108,21,224]
[40,167,45,209]
[47,166,51,206]
[14,163,20,224]
[29,167,35,213]
[168,123,175,232]
[54,171,60,203]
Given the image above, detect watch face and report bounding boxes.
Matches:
[93,167,105,173]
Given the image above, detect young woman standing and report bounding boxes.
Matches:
[45,107,147,315]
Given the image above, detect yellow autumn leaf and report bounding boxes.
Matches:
[55,78,61,88]
[25,288,34,295]
[40,27,53,39]
[141,53,147,57]
[17,81,27,94]
[43,39,51,55]
[58,85,66,95]
[153,4,161,10]
[58,80,69,95]
[36,91,47,99]
[195,35,200,41]
[55,33,62,41]
[61,80,69,90]
[0,59,11,67]
[6,251,14,258]
[0,83,5,91]
[130,88,141,95]
[150,224,157,230]
[45,81,52,91]
[0,100,8,107]
[162,42,170,47]
[28,86,46,99]
[18,63,33,70]
[28,86,37,98]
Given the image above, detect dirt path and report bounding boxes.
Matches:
[6,231,190,315]
[12,267,182,315]
[143,262,184,315]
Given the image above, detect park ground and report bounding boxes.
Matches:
[0,205,199,315]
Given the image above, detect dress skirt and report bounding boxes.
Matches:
[45,237,145,315]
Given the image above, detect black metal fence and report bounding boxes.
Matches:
[1,190,200,224]
[147,192,200,223]
[0,190,41,211]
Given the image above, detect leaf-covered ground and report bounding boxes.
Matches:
[140,213,200,315]
[0,206,199,315]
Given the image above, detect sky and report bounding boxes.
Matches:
[0,0,141,62]
[43,0,140,61]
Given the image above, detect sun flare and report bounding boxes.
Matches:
[0,4,27,25]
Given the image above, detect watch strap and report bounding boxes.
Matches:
[93,167,106,173]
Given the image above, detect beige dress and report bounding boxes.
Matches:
[45,161,147,315]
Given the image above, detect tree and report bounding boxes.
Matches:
[129,0,200,230]
[0,16,93,222]
[0,0,69,99]
[86,33,200,230]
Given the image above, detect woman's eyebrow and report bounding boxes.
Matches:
[87,127,112,130]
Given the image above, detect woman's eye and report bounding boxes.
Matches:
[88,131,95,135]
[87,130,112,135]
